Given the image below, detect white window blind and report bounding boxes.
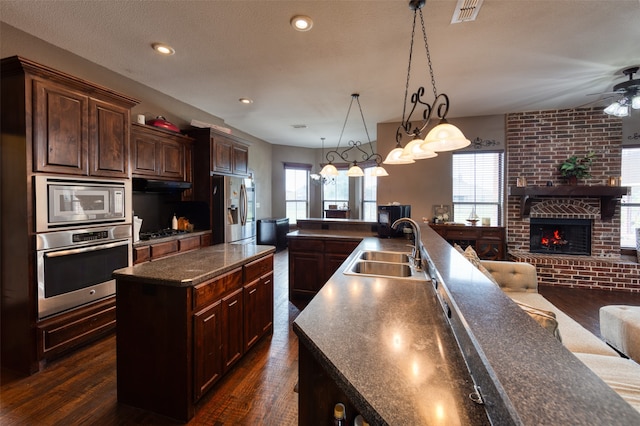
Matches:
[362,166,378,221]
[621,147,640,247]
[452,152,504,226]
[285,164,310,225]
[322,169,349,211]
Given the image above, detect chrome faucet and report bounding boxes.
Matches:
[391,217,422,270]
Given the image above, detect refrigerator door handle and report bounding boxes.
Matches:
[240,184,247,226]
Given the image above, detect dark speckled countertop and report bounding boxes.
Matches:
[113,243,275,287]
[293,226,640,425]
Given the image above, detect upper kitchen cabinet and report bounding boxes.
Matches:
[2,56,139,178]
[131,123,194,181]
[188,128,249,177]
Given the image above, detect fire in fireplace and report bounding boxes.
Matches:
[530,218,591,256]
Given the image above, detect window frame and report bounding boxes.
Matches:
[284,162,311,225]
[620,145,640,249]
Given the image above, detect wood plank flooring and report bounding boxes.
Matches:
[2,250,639,425]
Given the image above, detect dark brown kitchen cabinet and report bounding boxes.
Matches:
[1,56,138,375]
[429,224,506,260]
[243,254,274,351]
[187,127,250,184]
[288,237,361,299]
[131,123,194,181]
[209,134,248,176]
[32,75,133,178]
[221,288,244,372]
[193,300,222,400]
[132,232,213,264]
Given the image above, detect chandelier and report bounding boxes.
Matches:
[603,67,640,118]
[384,0,470,165]
[320,94,388,177]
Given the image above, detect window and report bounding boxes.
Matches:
[285,164,310,225]
[323,169,349,211]
[452,151,504,226]
[362,166,378,221]
[621,147,640,248]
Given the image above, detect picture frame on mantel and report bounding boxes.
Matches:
[433,205,450,218]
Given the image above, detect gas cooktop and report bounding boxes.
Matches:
[139,229,188,241]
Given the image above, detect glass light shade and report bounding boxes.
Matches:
[604,101,630,117]
[383,147,415,164]
[632,95,640,110]
[347,164,364,177]
[422,123,471,152]
[371,166,389,177]
[400,137,437,160]
[604,101,621,115]
[320,163,338,176]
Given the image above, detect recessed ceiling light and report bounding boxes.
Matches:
[152,43,175,56]
[290,15,313,32]
[239,98,253,104]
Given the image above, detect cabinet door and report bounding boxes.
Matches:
[222,288,244,372]
[289,250,324,297]
[89,98,130,178]
[131,130,158,176]
[159,140,184,179]
[232,143,248,176]
[212,136,233,174]
[33,79,89,175]
[193,301,222,401]
[243,278,261,351]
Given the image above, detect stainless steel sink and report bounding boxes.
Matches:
[344,250,427,281]
[359,250,410,263]
[351,260,412,277]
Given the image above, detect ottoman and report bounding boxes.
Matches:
[600,305,640,362]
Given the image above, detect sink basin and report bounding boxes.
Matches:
[343,250,427,281]
[359,250,410,263]
[350,261,412,277]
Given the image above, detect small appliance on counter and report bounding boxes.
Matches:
[377,204,411,237]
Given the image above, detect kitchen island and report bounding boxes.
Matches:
[113,243,275,422]
[293,225,640,425]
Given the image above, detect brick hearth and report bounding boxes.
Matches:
[506,108,639,292]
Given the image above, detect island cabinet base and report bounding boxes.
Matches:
[116,253,274,422]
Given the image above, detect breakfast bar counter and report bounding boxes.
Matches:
[293,226,640,425]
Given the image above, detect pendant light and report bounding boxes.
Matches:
[323,94,388,177]
[385,0,469,163]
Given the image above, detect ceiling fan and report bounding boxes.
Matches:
[601,66,640,117]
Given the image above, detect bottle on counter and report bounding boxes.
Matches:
[333,403,346,426]
[354,414,369,426]
[171,214,178,230]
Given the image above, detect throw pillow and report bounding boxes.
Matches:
[463,245,499,287]
[516,302,562,342]
[453,243,465,255]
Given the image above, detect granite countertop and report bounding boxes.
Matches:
[287,229,376,240]
[132,230,211,248]
[113,243,275,287]
[294,225,640,425]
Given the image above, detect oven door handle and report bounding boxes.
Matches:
[43,239,130,258]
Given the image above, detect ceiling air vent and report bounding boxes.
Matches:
[451,0,484,24]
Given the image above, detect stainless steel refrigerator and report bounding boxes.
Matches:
[211,174,256,244]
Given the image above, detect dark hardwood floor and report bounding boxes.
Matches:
[2,250,639,425]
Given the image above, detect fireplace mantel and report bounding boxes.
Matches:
[509,186,629,219]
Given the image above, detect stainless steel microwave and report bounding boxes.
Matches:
[35,175,131,232]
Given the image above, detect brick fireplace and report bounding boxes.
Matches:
[506,108,640,292]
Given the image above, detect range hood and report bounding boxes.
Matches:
[132,177,192,192]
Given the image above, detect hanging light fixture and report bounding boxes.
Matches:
[385,0,470,164]
[322,94,389,178]
[604,67,640,118]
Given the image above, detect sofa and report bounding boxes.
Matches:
[480,259,640,413]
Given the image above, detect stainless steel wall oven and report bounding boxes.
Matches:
[36,224,131,319]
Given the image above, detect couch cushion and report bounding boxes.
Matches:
[480,260,538,293]
[574,352,640,414]
[508,292,619,357]
[600,305,640,362]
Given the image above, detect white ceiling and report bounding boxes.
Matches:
[2,0,640,148]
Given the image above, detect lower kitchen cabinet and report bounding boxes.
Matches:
[132,232,212,264]
[116,252,274,422]
[288,237,361,299]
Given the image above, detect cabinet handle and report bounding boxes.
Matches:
[228,300,238,307]
[249,288,257,295]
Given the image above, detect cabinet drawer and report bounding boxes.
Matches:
[179,236,201,252]
[324,240,360,255]
[479,229,504,239]
[150,240,179,258]
[133,246,150,264]
[244,254,273,283]
[288,238,324,252]
[444,229,479,239]
[193,268,242,311]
